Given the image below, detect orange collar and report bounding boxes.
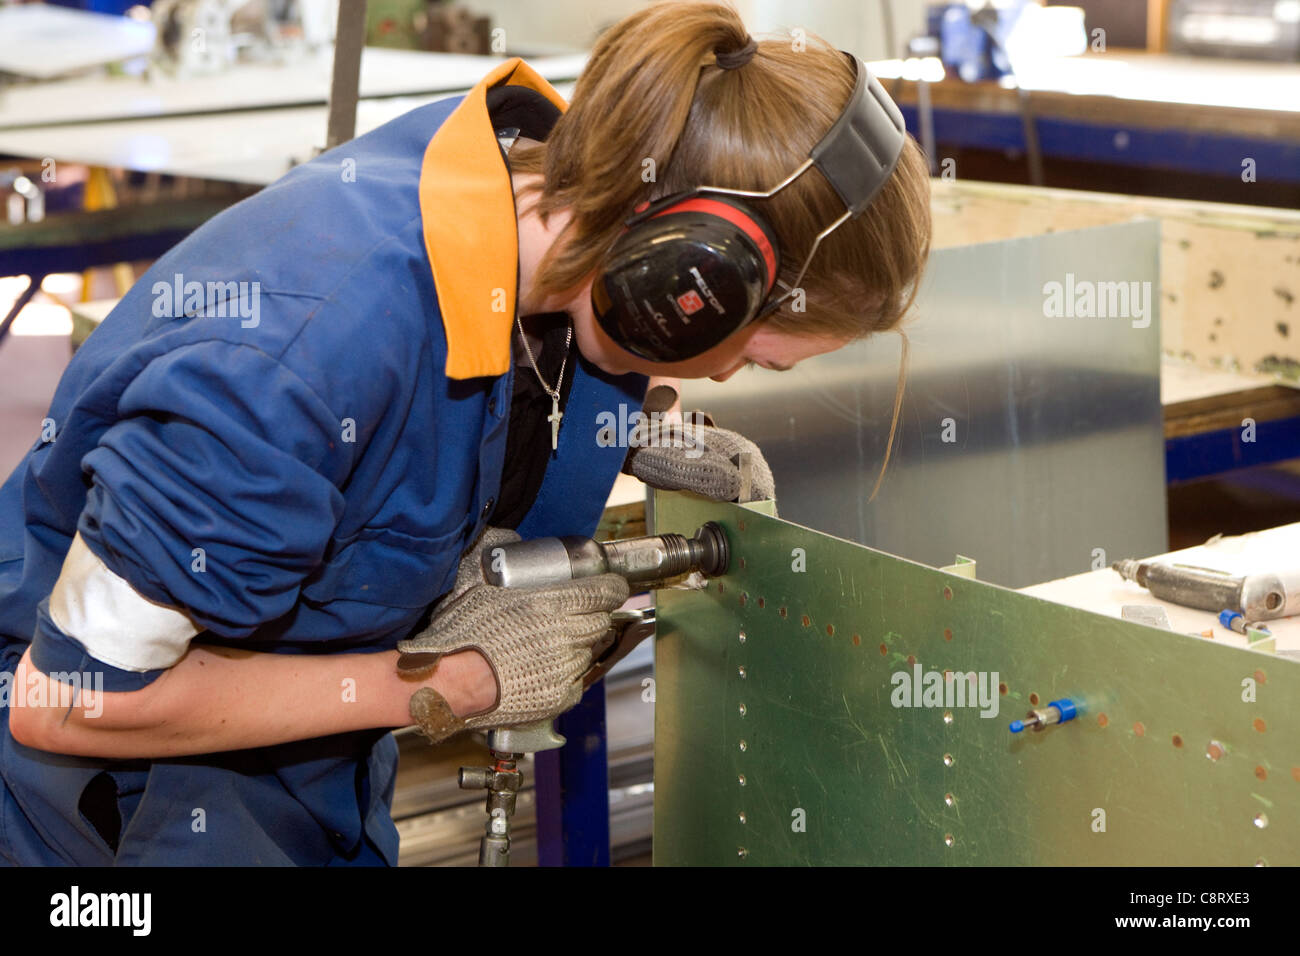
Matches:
[418,58,568,380]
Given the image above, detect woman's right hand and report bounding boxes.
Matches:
[394,528,630,743]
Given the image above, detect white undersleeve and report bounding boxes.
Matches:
[49,532,200,673]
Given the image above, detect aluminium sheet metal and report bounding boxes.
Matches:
[680,220,1167,589]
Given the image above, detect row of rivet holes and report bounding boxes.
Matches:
[735,523,750,860]
[733,578,1275,861]
[738,627,747,860]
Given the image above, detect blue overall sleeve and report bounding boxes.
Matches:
[29,339,351,691]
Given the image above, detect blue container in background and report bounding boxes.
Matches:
[927,1,1028,82]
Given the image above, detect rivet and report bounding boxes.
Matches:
[738,847,748,859]
[944,793,955,807]
[1254,813,1269,829]
[738,665,747,678]
[738,739,748,752]
[738,774,746,786]
[943,711,953,725]
[738,812,747,824]
[738,703,747,717]
[738,630,746,644]
[943,753,954,767]
[944,834,955,847]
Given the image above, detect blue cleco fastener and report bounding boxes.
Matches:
[1009,697,1079,734]
[1219,609,1245,634]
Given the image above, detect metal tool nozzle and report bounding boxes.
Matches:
[482,521,729,589]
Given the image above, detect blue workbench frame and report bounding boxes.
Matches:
[899,105,1300,184]
[533,681,611,866]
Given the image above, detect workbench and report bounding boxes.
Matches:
[0,49,584,184]
[1021,521,1300,654]
[1162,361,1300,481]
[0,49,581,343]
[930,179,1300,484]
[0,48,587,132]
[881,51,1300,185]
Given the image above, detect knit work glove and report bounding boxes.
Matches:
[395,528,630,743]
[623,418,777,508]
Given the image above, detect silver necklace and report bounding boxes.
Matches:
[516,315,573,451]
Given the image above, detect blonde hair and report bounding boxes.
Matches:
[512,1,931,498]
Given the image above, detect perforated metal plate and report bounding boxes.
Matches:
[653,492,1300,866]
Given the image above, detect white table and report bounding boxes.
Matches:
[0,3,155,80]
[0,49,580,184]
[0,47,587,130]
[1020,521,1300,654]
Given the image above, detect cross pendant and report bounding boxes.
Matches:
[547,396,563,451]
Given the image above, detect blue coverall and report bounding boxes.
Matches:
[0,59,647,865]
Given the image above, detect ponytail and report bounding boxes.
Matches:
[512,1,932,346]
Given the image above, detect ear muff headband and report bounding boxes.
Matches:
[811,52,907,216]
[592,52,906,363]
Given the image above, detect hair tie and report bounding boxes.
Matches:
[715,36,757,70]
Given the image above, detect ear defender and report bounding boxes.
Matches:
[592,194,780,363]
[591,52,907,365]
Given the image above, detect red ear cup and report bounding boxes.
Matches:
[655,197,778,294]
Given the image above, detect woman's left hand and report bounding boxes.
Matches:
[623,416,776,510]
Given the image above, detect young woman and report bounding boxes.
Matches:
[0,2,930,865]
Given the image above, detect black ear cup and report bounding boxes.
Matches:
[591,195,780,363]
[590,54,903,365]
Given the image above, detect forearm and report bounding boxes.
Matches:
[10,643,494,759]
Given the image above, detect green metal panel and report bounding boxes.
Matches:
[652,492,1300,865]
